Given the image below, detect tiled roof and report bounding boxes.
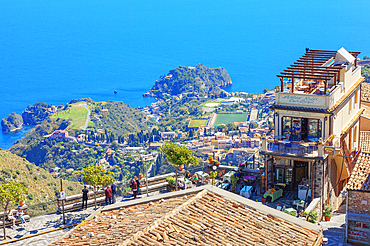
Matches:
[52,188,322,246]
[128,191,320,246]
[360,131,370,153]
[51,195,195,246]
[347,152,370,191]
[361,83,370,102]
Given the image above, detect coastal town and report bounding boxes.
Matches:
[1,47,370,246]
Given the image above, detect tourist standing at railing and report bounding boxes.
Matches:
[135,176,141,195]
[105,186,112,205]
[81,185,90,210]
[131,178,138,199]
[111,183,117,204]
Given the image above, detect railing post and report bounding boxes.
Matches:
[318,138,324,158]
[261,134,267,152]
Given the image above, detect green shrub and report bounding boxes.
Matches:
[27,194,34,200]
[323,205,333,217]
[16,170,20,175]
[67,186,74,191]
[307,211,318,223]
[41,174,47,179]
[34,176,38,180]
[166,176,176,187]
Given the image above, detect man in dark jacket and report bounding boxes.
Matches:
[111,183,117,204]
[105,186,112,205]
[81,185,90,210]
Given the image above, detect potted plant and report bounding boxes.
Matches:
[166,176,176,191]
[323,205,333,221]
[231,174,239,192]
[307,211,318,224]
[299,210,308,217]
[210,171,217,186]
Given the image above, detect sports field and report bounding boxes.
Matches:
[188,119,207,128]
[52,106,88,129]
[213,113,248,126]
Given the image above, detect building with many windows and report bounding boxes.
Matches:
[260,47,364,217]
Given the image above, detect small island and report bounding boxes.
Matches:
[1,112,23,133]
[143,63,232,98]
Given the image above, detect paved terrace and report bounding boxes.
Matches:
[0,186,356,245]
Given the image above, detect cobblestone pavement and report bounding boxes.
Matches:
[2,207,94,246]
[320,203,355,246]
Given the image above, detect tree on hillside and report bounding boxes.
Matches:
[0,180,27,239]
[160,142,198,191]
[74,165,115,210]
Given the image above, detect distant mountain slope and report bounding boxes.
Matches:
[0,149,82,205]
[144,64,232,98]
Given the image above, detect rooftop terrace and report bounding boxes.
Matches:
[277,48,360,96]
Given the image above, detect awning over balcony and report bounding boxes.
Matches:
[333,155,349,181]
[270,104,331,114]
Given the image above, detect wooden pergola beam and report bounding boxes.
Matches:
[280,72,333,79]
[283,69,337,76]
[293,61,337,66]
[297,57,331,62]
[289,64,341,71]
[307,49,361,56]
[277,74,330,80]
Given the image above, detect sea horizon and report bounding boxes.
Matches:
[1,0,370,149]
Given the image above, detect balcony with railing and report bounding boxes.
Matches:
[264,139,319,158]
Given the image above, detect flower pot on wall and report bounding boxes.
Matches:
[325,216,331,221]
[262,198,267,203]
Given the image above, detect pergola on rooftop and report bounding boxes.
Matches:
[278,47,361,95]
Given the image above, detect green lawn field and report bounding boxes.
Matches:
[52,106,88,129]
[213,113,248,126]
[189,119,207,128]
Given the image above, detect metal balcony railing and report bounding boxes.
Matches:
[266,140,318,157]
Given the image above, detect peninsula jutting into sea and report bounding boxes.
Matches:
[1,46,370,245]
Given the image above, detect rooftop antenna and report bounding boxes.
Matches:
[305,47,310,53]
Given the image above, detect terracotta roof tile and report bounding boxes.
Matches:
[360,131,370,153]
[51,195,194,246]
[52,190,321,246]
[128,192,319,246]
[347,152,370,191]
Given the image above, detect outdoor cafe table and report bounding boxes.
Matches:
[178,177,192,189]
[239,186,252,198]
[263,188,283,202]
[223,171,235,183]
[195,171,210,184]
[218,183,229,190]
[243,176,256,181]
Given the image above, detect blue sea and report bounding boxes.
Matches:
[1,0,370,149]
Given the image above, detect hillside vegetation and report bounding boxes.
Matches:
[89,101,155,135]
[0,149,82,206]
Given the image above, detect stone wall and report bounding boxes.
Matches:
[348,190,370,215]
